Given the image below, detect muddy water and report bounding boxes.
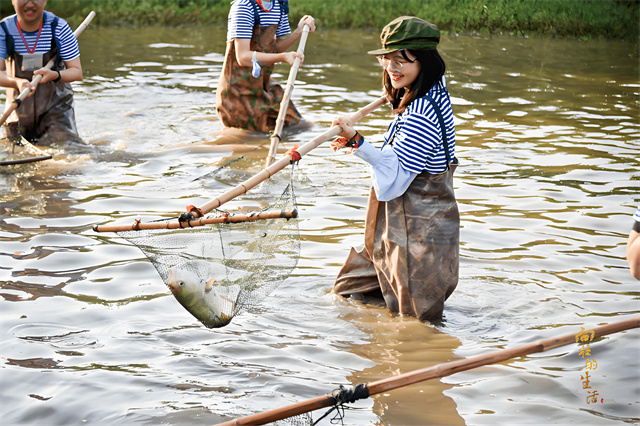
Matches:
[1,25,639,425]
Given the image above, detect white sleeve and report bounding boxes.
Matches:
[354,141,418,202]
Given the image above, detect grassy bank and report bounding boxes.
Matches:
[43,0,639,41]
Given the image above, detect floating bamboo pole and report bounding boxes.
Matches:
[217,316,640,426]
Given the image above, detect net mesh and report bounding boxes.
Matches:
[117,162,300,328]
[274,414,313,425]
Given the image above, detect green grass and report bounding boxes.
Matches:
[43,0,639,41]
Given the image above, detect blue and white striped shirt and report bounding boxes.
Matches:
[385,80,456,174]
[0,12,80,61]
[634,206,640,222]
[227,0,291,42]
[353,77,456,201]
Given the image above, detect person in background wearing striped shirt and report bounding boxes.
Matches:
[1,0,83,144]
[331,17,460,322]
[627,206,640,280]
[216,0,315,133]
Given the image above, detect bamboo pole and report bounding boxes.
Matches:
[0,11,96,127]
[92,208,297,233]
[94,96,387,233]
[1,133,53,166]
[217,316,640,426]
[198,96,386,213]
[264,24,311,168]
[0,154,52,166]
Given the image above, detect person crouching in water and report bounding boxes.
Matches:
[216,0,315,133]
[331,16,460,322]
[0,0,83,145]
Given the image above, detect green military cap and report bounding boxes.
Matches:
[368,16,440,55]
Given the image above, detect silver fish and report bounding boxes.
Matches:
[165,268,238,328]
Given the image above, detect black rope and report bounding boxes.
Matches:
[340,383,370,403]
[178,212,195,224]
[312,384,369,425]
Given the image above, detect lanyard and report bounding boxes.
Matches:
[17,18,44,55]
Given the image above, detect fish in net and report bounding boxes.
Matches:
[96,99,389,328]
[117,168,300,328]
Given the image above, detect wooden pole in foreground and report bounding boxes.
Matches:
[0,12,97,127]
[93,208,296,233]
[94,96,388,233]
[217,316,640,426]
[264,24,311,168]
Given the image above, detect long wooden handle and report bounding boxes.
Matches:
[0,11,96,127]
[217,316,640,425]
[93,96,387,233]
[264,24,311,168]
[198,96,387,214]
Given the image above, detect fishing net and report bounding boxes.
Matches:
[117,160,300,328]
[273,414,313,426]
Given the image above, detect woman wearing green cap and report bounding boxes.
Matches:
[331,16,459,322]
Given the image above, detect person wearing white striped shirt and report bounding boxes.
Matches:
[1,0,83,144]
[332,17,460,322]
[216,0,315,133]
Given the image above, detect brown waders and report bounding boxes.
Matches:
[216,16,302,133]
[334,96,459,322]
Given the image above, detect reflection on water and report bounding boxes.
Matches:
[1,26,639,425]
[339,301,465,425]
